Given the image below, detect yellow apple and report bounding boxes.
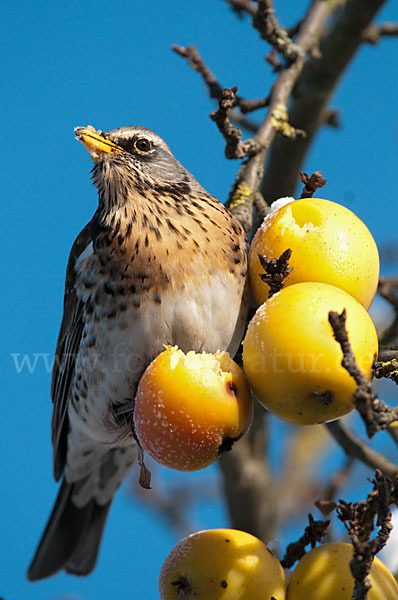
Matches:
[134,347,253,471]
[287,542,398,599]
[159,528,287,600]
[242,282,378,425]
[249,198,379,309]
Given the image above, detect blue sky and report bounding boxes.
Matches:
[1,1,398,598]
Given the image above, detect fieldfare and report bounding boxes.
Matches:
[27,125,248,580]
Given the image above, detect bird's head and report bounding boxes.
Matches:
[75,125,199,211]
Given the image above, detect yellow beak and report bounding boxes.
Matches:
[75,125,124,155]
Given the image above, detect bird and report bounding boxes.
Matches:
[27,124,248,580]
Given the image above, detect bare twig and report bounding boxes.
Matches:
[378,277,398,345]
[226,0,334,231]
[325,420,398,478]
[370,399,398,435]
[252,0,305,62]
[172,45,269,115]
[280,513,330,569]
[287,471,398,598]
[174,2,335,233]
[337,470,397,600]
[258,249,293,298]
[329,309,376,434]
[315,498,338,516]
[290,473,398,599]
[210,87,263,159]
[362,22,398,44]
[225,0,257,18]
[321,107,341,128]
[378,348,398,362]
[239,96,269,114]
[171,45,223,100]
[374,357,398,385]
[265,48,281,69]
[299,170,327,198]
[378,277,398,313]
[379,242,398,266]
[328,310,398,437]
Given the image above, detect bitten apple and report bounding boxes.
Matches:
[242,282,378,425]
[134,347,253,471]
[249,197,379,309]
[159,528,287,600]
[287,542,398,600]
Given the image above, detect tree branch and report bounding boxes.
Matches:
[299,170,327,198]
[374,357,398,385]
[378,277,398,345]
[328,310,398,437]
[218,407,279,543]
[226,0,335,230]
[378,348,398,362]
[171,45,223,99]
[210,87,263,158]
[225,0,257,18]
[253,191,269,222]
[174,2,336,232]
[172,45,268,114]
[252,0,305,62]
[336,470,397,600]
[362,22,398,44]
[280,513,330,569]
[326,420,398,478]
[260,0,388,204]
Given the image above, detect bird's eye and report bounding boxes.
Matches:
[134,137,152,153]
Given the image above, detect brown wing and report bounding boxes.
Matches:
[51,221,92,481]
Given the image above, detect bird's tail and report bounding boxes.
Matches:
[27,479,112,581]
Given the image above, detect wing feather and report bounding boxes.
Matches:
[51,221,92,480]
